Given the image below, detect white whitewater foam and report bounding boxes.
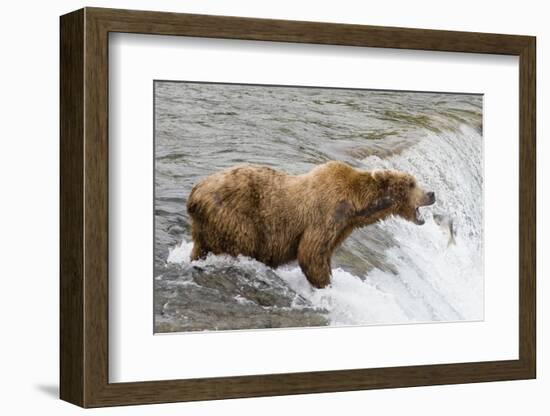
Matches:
[167,239,410,326]
[167,241,195,264]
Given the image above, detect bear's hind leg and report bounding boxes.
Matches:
[190,241,208,261]
[189,220,210,261]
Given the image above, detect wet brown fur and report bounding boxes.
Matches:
[187,161,432,288]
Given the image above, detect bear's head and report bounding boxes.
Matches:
[355,170,435,225]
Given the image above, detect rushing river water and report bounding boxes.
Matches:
[154,81,483,333]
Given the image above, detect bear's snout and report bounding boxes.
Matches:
[426,191,436,205]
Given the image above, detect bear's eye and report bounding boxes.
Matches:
[409,181,415,189]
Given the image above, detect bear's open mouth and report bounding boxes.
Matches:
[413,191,436,225]
[414,207,425,225]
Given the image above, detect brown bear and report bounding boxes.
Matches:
[187,161,435,288]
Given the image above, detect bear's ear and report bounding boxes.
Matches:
[372,170,390,192]
[405,176,415,189]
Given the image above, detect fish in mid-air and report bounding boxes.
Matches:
[433,213,456,247]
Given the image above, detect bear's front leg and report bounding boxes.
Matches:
[297,229,333,289]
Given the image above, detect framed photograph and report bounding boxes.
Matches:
[60,7,536,407]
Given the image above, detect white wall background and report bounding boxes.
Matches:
[0,0,545,414]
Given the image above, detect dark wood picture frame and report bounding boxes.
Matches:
[60,7,536,408]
